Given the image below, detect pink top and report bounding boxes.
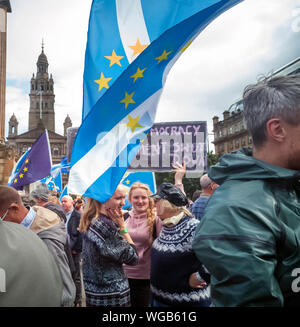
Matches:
[123,211,162,280]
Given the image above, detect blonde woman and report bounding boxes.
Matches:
[123,182,163,307]
[78,185,138,307]
[150,182,211,307]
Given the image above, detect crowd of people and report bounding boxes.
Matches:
[1,74,300,307]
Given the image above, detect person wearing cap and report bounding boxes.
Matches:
[150,182,211,307]
[78,184,139,307]
[0,185,76,307]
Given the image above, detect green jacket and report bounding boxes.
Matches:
[192,148,300,307]
[0,221,62,307]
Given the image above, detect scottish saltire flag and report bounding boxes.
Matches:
[59,185,69,202]
[121,171,156,208]
[60,156,70,174]
[40,169,62,192]
[69,0,242,202]
[8,130,52,191]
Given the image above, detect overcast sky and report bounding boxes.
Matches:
[5,0,300,151]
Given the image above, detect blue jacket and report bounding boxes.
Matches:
[82,214,138,307]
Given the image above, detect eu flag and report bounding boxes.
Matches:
[121,171,156,209]
[8,130,52,191]
[69,0,242,203]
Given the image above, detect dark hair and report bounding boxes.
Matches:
[192,190,201,202]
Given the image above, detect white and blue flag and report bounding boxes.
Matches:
[59,184,69,202]
[69,0,242,203]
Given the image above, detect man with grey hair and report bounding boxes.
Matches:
[190,174,218,221]
[193,74,300,306]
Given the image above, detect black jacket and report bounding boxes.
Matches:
[67,210,82,253]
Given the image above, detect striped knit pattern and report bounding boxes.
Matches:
[150,216,211,307]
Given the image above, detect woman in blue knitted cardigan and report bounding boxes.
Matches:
[79,185,138,307]
[150,182,211,307]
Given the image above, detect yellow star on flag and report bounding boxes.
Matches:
[23,167,28,172]
[104,50,124,67]
[125,179,130,185]
[126,115,143,132]
[155,50,172,64]
[180,40,191,52]
[19,174,24,178]
[120,92,135,109]
[25,159,29,163]
[130,67,146,83]
[94,72,112,92]
[129,39,149,57]
[14,178,17,183]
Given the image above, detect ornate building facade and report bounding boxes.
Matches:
[7,45,72,165]
[213,57,300,157]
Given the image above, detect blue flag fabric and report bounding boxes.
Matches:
[8,130,52,191]
[8,148,31,185]
[121,171,156,209]
[40,169,62,192]
[40,156,70,192]
[69,0,242,203]
[59,184,69,202]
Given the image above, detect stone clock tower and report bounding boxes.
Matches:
[29,42,55,132]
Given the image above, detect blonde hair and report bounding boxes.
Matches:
[48,195,61,205]
[78,197,102,232]
[128,182,156,245]
[160,199,193,217]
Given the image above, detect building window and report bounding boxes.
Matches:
[229,127,233,134]
[234,125,239,133]
[218,130,222,137]
[241,138,246,146]
[248,136,253,144]
[235,139,240,148]
[53,147,60,156]
[230,142,233,150]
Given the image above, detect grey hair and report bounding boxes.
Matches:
[200,174,213,189]
[242,74,300,147]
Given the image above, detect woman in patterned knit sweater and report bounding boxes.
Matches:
[123,182,163,307]
[150,182,211,307]
[78,185,139,307]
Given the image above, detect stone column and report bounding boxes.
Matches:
[0,2,15,185]
[0,1,11,144]
[0,7,7,142]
